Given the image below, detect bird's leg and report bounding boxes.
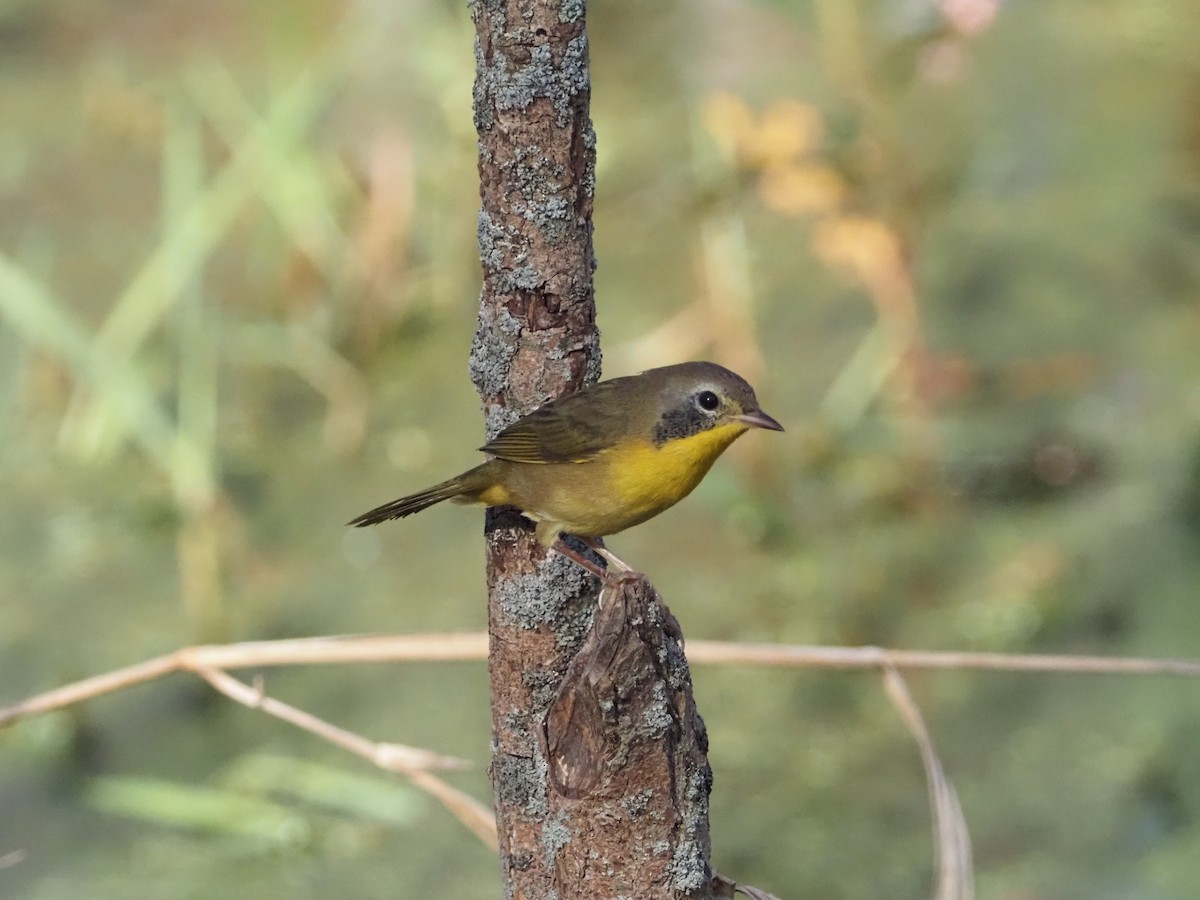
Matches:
[549,536,639,585]
[576,536,634,573]
[549,538,610,581]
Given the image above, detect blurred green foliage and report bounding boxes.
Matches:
[2,0,1200,897]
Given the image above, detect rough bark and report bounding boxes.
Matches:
[469,1,714,897]
[543,576,714,896]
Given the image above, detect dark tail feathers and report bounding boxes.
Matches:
[348,478,468,527]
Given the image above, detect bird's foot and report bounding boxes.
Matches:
[578,537,634,574]
[550,537,641,585]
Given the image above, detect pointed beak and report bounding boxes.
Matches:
[735,409,784,432]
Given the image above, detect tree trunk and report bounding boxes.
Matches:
[469,1,714,897]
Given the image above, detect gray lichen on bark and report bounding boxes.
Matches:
[469,0,601,431]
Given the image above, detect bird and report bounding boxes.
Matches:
[348,361,783,579]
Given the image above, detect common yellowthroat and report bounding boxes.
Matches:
[349,361,783,578]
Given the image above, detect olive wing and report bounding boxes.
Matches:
[480,380,632,464]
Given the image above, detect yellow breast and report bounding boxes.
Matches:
[601,421,749,527]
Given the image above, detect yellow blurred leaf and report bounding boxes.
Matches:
[750,100,825,167]
[758,163,845,217]
[701,90,756,162]
[811,214,903,286]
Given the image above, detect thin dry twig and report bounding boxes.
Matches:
[882,664,974,900]
[736,887,785,900]
[5,634,1200,729]
[712,871,785,900]
[196,667,497,849]
[196,667,470,774]
[684,641,1200,676]
[0,634,488,726]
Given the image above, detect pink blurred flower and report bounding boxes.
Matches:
[939,0,1002,36]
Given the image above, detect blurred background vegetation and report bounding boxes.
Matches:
[2,0,1200,897]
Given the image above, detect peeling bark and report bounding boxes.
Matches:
[469,1,714,897]
[543,577,714,896]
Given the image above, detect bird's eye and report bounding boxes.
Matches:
[696,390,720,412]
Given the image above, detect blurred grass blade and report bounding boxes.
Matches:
[221,752,426,826]
[87,775,309,846]
[186,61,350,284]
[163,96,228,636]
[166,96,219,509]
[697,211,763,383]
[62,55,346,454]
[96,58,340,358]
[0,253,187,471]
[821,320,899,428]
[234,321,367,454]
[882,664,975,900]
